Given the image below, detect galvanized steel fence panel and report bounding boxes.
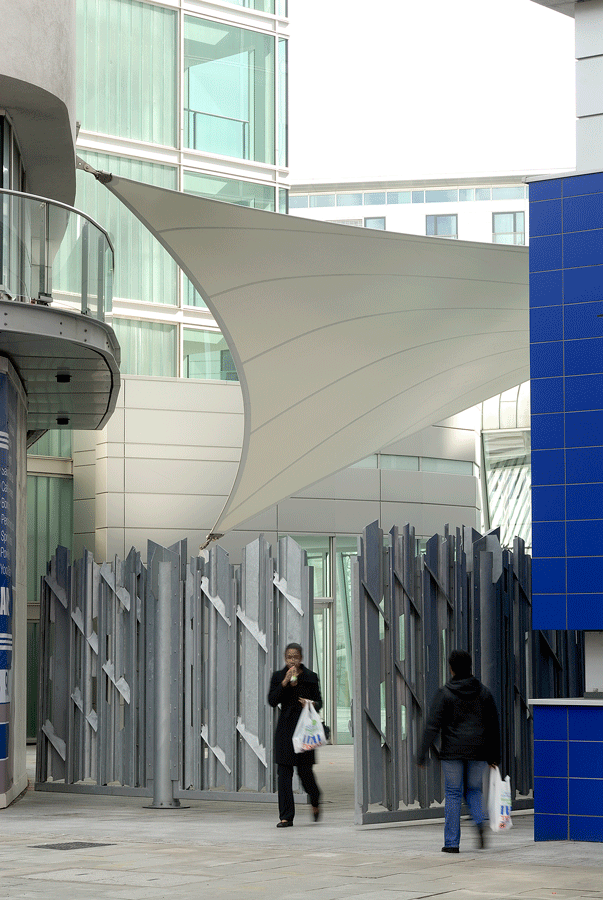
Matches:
[36,535,312,801]
[353,520,584,825]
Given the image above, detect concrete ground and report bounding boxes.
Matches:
[0,745,601,900]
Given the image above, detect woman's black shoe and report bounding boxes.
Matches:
[313,806,321,822]
[276,820,293,828]
[441,846,459,853]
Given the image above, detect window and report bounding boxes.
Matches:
[113,319,177,376]
[184,16,275,164]
[492,186,525,201]
[425,189,458,203]
[183,171,276,210]
[327,219,363,227]
[183,328,238,381]
[364,217,385,229]
[309,195,336,208]
[289,195,308,208]
[426,214,458,239]
[336,193,362,206]
[492,212,525,245]
[387,191,411,204]
[364,192,386,205]
[476,188,491,201]
[77,0,178,147]
[74,151,178,306]
[412,190,425,203]
[459,188,475,202]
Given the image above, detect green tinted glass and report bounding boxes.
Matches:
[77,0,177,146]
[184,16,275,164]
[28,429,72,458]
[183,328,238,381]
[76,152,178,306]
[27,475,73,606]
[113,318,177,376]
[183,171,276,210]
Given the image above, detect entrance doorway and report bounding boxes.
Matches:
[285,535,357,745]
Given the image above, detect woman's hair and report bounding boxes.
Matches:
[285,642,303,655]
[449,649,472,678]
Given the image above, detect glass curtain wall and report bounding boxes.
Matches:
[74,152,178,308]
[284,535,357,744]
[77,0,178,146]
[183,328,238,380]
[184,16,275,164]
[481,383,531,550]
[27,475,74,738]
[113,318,178,376]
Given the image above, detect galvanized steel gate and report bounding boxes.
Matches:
[353,520,584,825]
[36,535,312,800]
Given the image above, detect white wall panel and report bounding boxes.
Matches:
[576,0,603,58]
[122,375,243,414]
[293,467,381,501]
[124,457,238,495]
[124,408,243,446]
[276,497,381,534]
[577,114,603,171]
[576,55,603,117]
[124,491,225,529]
[73,463,95,502]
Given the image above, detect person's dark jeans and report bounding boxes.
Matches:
[277,757,320,821]
[441,759,486,848]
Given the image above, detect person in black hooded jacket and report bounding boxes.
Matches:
[418,649,500,853]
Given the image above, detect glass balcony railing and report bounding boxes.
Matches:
[0,188,113,322]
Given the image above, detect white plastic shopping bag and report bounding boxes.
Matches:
[292,701,326,753]
[488,765,513,832]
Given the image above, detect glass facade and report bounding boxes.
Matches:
[290,184,527,210]
[426,214,458,238]
[184,16,275,164]
[28,430,73,459]
[77,0,177,146]
[76,151,178,306]
[183,328,238,380]
[184,170,276,210]
[27,475,74,607]
[492,211,525,244]
[73,0,288,376]
[113,318,178,376]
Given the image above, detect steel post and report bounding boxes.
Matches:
[150,560,180,808]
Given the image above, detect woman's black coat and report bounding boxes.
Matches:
[268,664,322,766]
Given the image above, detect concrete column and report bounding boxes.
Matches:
[576,0,603,170]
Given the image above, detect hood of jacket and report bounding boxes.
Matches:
[444,675,483,700]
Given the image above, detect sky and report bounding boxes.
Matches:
[287,0,576,184]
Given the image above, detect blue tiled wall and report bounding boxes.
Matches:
[530,172,603,840]
[530,172,603,632]
[533,705,603,841]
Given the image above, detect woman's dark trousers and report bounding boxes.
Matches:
[277,757,321,821]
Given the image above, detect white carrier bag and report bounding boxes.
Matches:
[488,765,513,832]
[292,701,326,753]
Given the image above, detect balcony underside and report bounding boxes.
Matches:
[0,301,120,431]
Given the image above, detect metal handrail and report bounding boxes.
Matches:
[0,186,115,255]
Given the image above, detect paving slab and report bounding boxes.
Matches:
[0,745,601,900]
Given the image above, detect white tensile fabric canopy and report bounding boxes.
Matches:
[103,175,529,538]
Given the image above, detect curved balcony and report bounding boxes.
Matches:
[0,189,120,434]
[0,188,113,318]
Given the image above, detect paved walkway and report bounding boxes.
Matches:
[0,745,601,899]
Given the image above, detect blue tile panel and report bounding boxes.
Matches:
[530,174,603,842]
[533,704,603,842]
[530,172,603,636]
